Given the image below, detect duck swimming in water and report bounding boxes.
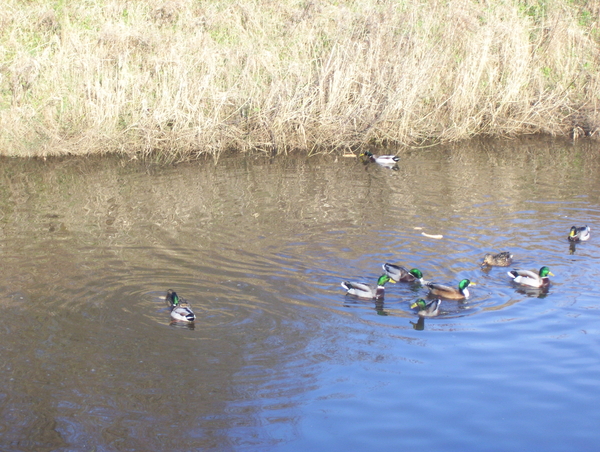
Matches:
[166,289,196,322]
[360,151,399,167]
[425,279,474,300]
[481,252,513,268]
[341,274,392,300]
[507,266,554,288]
[568,226,590,242]
[410,299,441,317]
[382,263,425,283]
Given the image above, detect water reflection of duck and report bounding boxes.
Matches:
[507,266,553,288]
[425,279,474,300]
[480,252,513,268]
[411,317,426,331]
[360,151,399,168]
[166,289,196,323]
[568,225,590,242]
[341,274,392,300]
[169,320,196,330]
[515,285,549,298]
[411,298,441,317]
[374,299,389,316]
[569,241,577,255]
[382,263,425,283]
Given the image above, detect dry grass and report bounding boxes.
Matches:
[0,0,599,159]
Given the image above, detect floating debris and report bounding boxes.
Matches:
[421,232,443,239]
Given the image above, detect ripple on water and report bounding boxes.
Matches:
[2,143,600,450]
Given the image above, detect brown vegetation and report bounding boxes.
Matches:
[0,0,599,159]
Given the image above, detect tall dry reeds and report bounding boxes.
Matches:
[0,0,598,159]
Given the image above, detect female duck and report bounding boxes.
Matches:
[481,252,513,268]
[568,226,590,242]
[410,299,441,317]
[166,289,196,323]
[341,274,392,300]
[360,151,399,167]
[425,279,474,300]
[507,266,553,288]
[382,263,425,284]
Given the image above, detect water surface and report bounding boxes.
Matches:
[1,137,600,451]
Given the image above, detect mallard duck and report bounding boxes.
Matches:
[341,274,392,300]
[166,289,196,322]
[410,298,441,317]
[425,279,474,300]
[360,151,399,167]
[481,252,513,268]
[382,263,425,283]
[568,225,590,242]
[507,266,554,288]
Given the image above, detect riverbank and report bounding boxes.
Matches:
[1,0,599,159]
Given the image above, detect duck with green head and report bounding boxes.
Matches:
[341,274,392,300]
[507,266,554,288]
[382,263,426,284]
[425,279,474,300]
[360,151,399,167]
[410,298,441,317]
[166,289,196,323]
[568,226,590,242]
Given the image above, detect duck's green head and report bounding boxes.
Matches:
[411,299,427,309]
[569,226,577,237]
[168,290,180,306]
[539,266,554,277]
[377,274,391,286]
[409,269,423,280]
[458,279,473,291]
[361,151,374,158]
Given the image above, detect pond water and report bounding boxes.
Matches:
[1,137,600,451]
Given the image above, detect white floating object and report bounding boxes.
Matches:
[413,227,423,230]
[421,232,443,239]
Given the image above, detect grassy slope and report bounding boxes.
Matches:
[0,0,599,159]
